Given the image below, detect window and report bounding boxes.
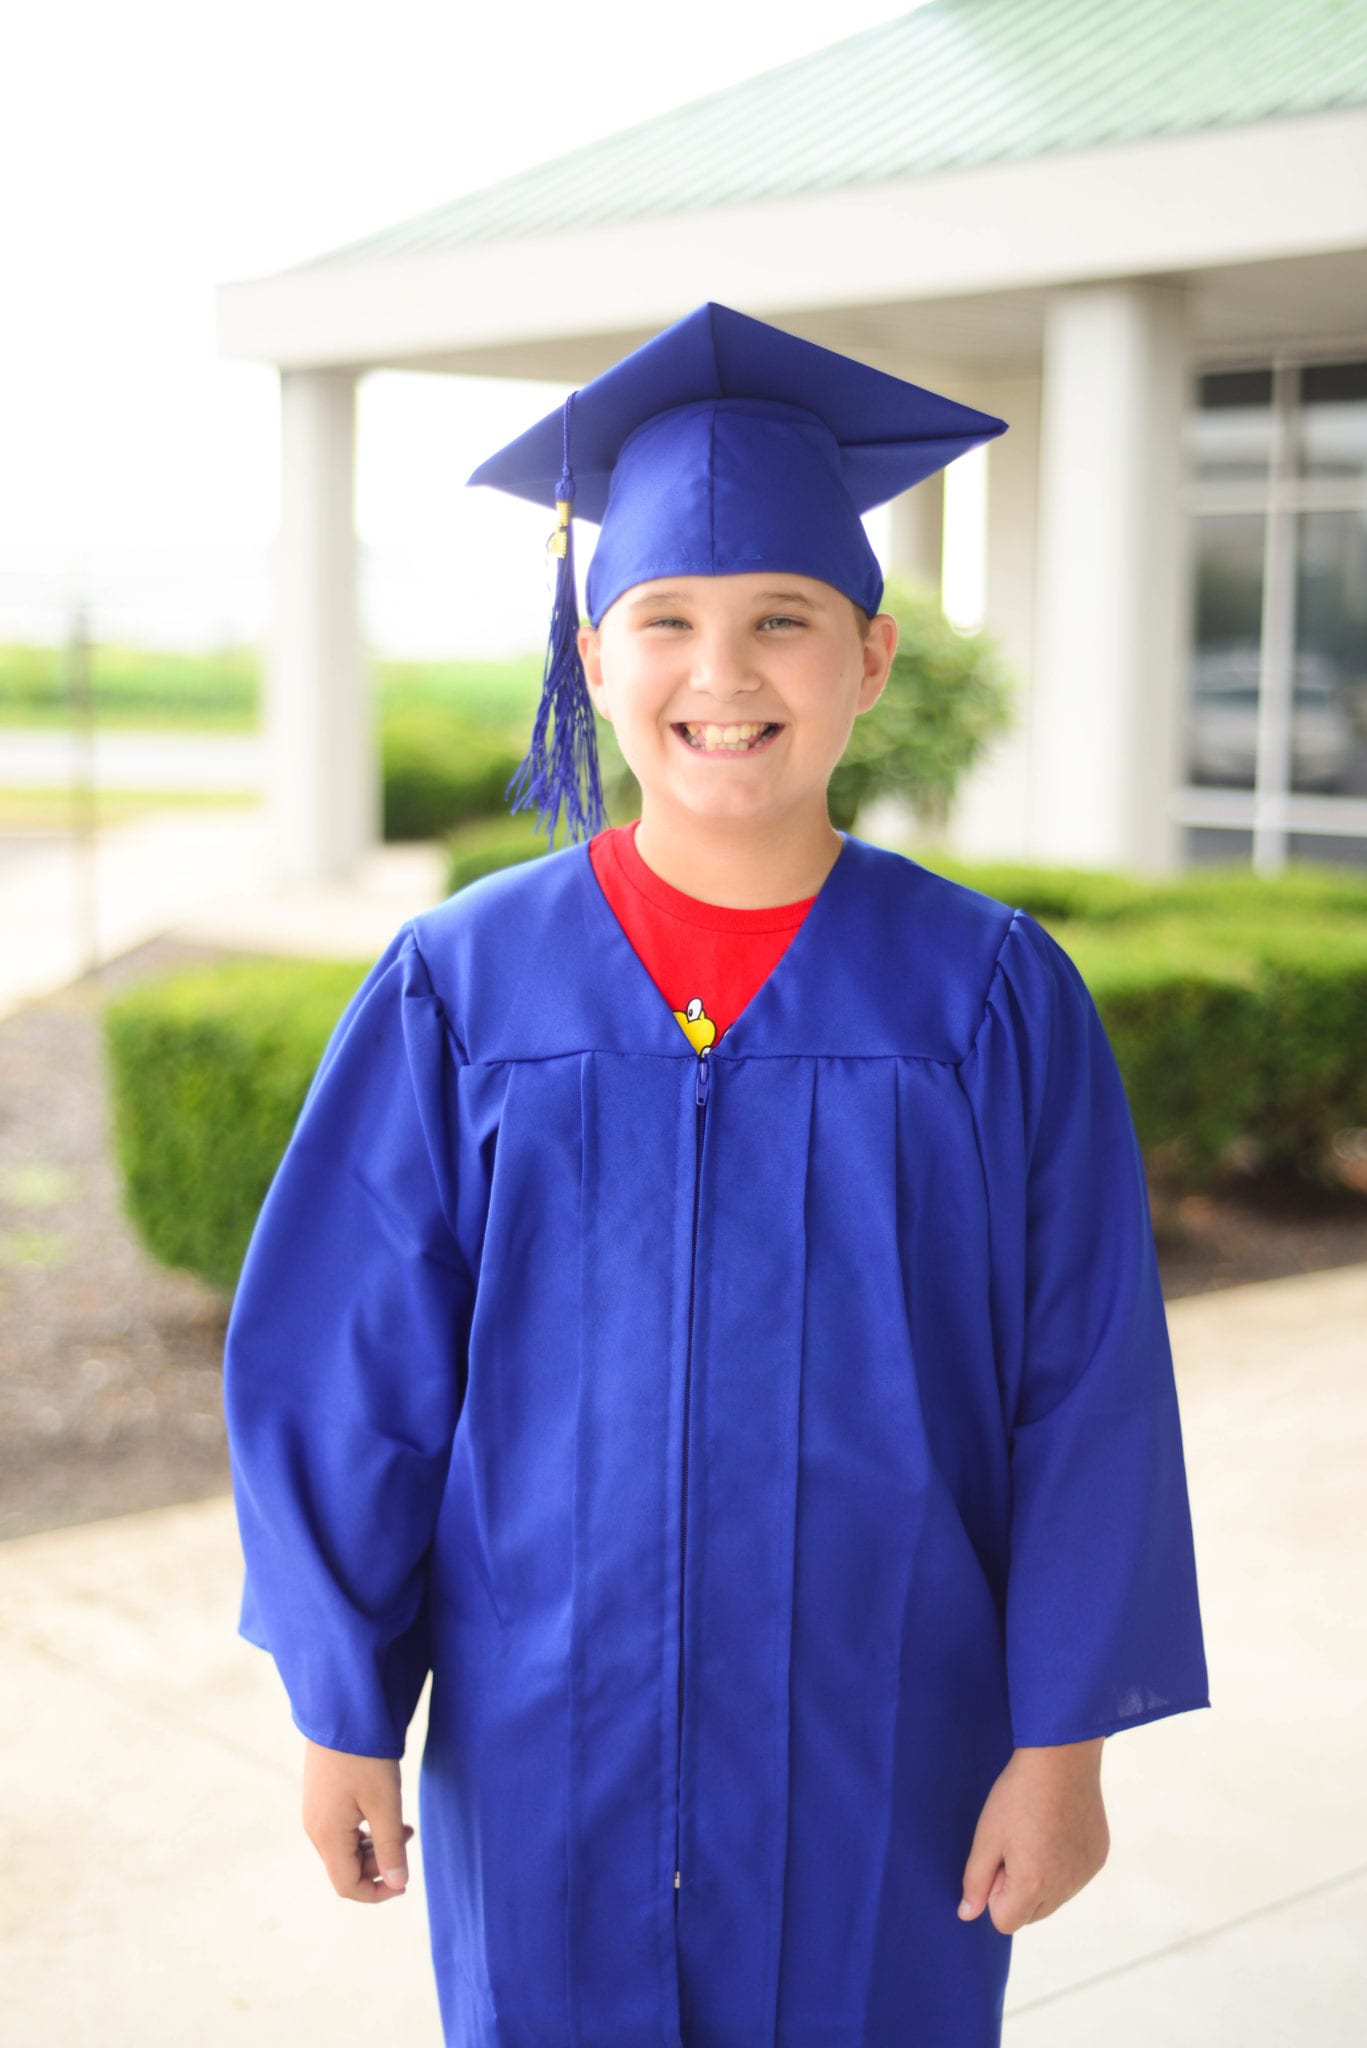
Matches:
[1179,359,1367,873]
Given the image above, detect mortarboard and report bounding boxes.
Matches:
[467,301,1008,848]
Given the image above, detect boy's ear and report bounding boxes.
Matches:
[579,622,607,712]
[867,611,898,678]
[858,612,897,712]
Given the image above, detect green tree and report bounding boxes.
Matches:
[829,573,1017,835]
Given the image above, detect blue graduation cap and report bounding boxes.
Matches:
[467,301,1008,848]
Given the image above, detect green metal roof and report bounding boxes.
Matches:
[293,0,1367,268]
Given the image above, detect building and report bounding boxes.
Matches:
[216,0,1367,882]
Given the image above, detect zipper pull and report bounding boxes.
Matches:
[675,1868,681,1889]
[695,1048,711,1109]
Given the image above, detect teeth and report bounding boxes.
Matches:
[679,721,775,751]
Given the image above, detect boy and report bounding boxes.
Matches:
[224,302,1209,2047]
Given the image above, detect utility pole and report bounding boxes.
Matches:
[64,596,99,978]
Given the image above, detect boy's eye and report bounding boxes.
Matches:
[641,612,806,631]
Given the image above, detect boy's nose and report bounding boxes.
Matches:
[687,633,759,693]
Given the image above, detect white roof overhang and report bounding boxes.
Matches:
[217,109,1367,383]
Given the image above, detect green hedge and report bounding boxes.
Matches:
[104,853,1367,1293]
[104,958,371,1293]
[1060,914,1367,1175]
[381,705,528,840]
[378,685,644,845]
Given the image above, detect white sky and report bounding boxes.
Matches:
[2,0,927,654]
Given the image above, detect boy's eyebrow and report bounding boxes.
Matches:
[626,588,821,609]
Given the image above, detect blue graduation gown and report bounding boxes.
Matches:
[223,830,1210,2048]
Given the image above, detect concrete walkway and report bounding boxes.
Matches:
[3,1261,1364,2044]
[0,727,262,791]
[0,805,449,1020]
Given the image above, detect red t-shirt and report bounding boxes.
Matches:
[587,818,818,1051]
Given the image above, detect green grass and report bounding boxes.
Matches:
[0,639,545,734]
[0,788,260,830]
[0,642,259,727]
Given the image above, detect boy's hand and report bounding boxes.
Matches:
[301,1738,417,1904]
[957,1739,1108,1935]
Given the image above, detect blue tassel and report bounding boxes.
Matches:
[504,391,608,849]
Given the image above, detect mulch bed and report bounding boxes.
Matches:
[3,934,1366,1544]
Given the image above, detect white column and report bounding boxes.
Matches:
[940,373,1042,861]
[886,471,944,593]
[1028,281,1193,872]
[858,473,948,847]
[267,367,378,883]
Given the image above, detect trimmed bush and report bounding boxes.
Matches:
[104,855,1367,1294]
[443,811,554,891]
[1060,903,1367,1178]
[440,770,649,894]
[104,957,370,1293]
[381,704,528,841]
[925,853,1367,929]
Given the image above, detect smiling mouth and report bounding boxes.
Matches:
[673,721,784,753]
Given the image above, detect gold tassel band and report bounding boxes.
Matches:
[548,498,572,560]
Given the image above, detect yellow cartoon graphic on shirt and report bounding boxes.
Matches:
[673,996,716,1054]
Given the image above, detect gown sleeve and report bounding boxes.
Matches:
[222,920,474,1760]
[961,907,1211,1748]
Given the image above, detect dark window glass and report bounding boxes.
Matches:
[1182,827,1255,865]
[1301,362,1367,406]
[1190,370,1273,484]
[1199,370,1274,409]
[1285,834,1367,871]
[1296,360,1367,485]
[1291,507,1367,797]
[1186,514,1266,789]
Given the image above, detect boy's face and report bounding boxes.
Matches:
[579,572,897,830]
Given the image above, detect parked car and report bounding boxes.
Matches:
[1187,646,1351,791]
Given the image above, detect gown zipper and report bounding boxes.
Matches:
[675,1043,712,1904]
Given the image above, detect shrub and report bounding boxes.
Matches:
[381,704,528,841]
[443,812,553,891]
[103,854,1367,1294]
[104,958,370,1293]
[1059,901,1367,1180]
[439,746,649,892]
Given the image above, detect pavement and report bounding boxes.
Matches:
[0,727,263,791]
[0,804,450,1020]
[3,1261,1364,2043]
[2,800,1366,2040]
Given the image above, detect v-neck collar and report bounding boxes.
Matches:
[580,829,855,1061]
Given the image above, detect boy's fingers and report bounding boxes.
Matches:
[958,1841,1004,1919]
[360,1820,416,1891]
[363,1786,412,1891]
[986,1860,1046,1937]
[300,1750,415,1903]
[357,1822,416,1854]
[357,1823,415,1861]
[315,1821,393,1903]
